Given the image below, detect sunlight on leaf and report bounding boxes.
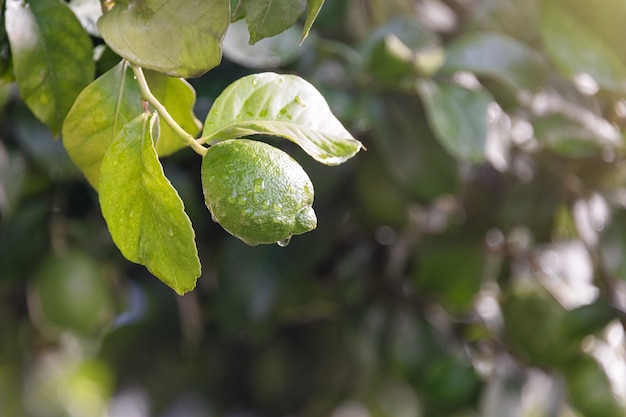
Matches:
[201,72,362,165]
[99,113,200,295]
[442,32,547,93]
[97,0,230,78]
[6,0,94,135]
[541,0,626,93]
[62,61,143,189]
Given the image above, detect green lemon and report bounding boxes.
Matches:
[30,251,114,337]
[201,139,317,246]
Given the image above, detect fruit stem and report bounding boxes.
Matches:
[131,64,208,157]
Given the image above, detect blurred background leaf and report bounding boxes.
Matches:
[1,0,626,416]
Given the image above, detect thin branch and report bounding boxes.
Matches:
[131,64,207,157]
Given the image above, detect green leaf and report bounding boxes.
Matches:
[370,94,459,201]
[223,20,305,68]
[231,0,245,21]
[62,61,143,189]
[5,0,95,136]
[565,354,626,417]
[301,0,324,43]
[201,72,362,165]
[242,0,307,44]
[540,0,626,93]
[562,301,619,342]
[97,0,230,78]
[361,17,444,84]
[144,71,202,157]
[441,32,547,93]
[99,113,200,295]
[533,111,621,158]
[417,80,491,162]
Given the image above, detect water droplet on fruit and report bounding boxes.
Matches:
[277,237,291,247]
[252,79,258,86]
[253,178,265,192]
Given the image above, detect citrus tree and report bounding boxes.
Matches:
[1,0,626,417]
[3,0,363,294]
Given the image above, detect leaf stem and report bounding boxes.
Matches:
[131,64,207,156]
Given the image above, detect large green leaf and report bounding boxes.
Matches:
[302,0,324,43]
[201,72,362,165]
[442,32,547,93]
[62,61,143,189]
[144,71,202,157]
[242,0,307,44]
[418,80,491,162]
[541,0,626,93]
[99,113,200,295]
[5,0,95,135]
[97,0,230,78]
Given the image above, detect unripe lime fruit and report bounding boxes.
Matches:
[30,251,114,337]
[201,139,317,246]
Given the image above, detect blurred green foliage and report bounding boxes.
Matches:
[2,0,626,416]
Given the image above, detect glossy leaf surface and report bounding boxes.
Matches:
[99,113,200,295]
[97,0,230,78]
[5,0,94,135]
[62,61,143,189]
[202,72,362,165]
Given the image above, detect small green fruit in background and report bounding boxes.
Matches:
[201,139,317,246]
[30,251,114,337]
